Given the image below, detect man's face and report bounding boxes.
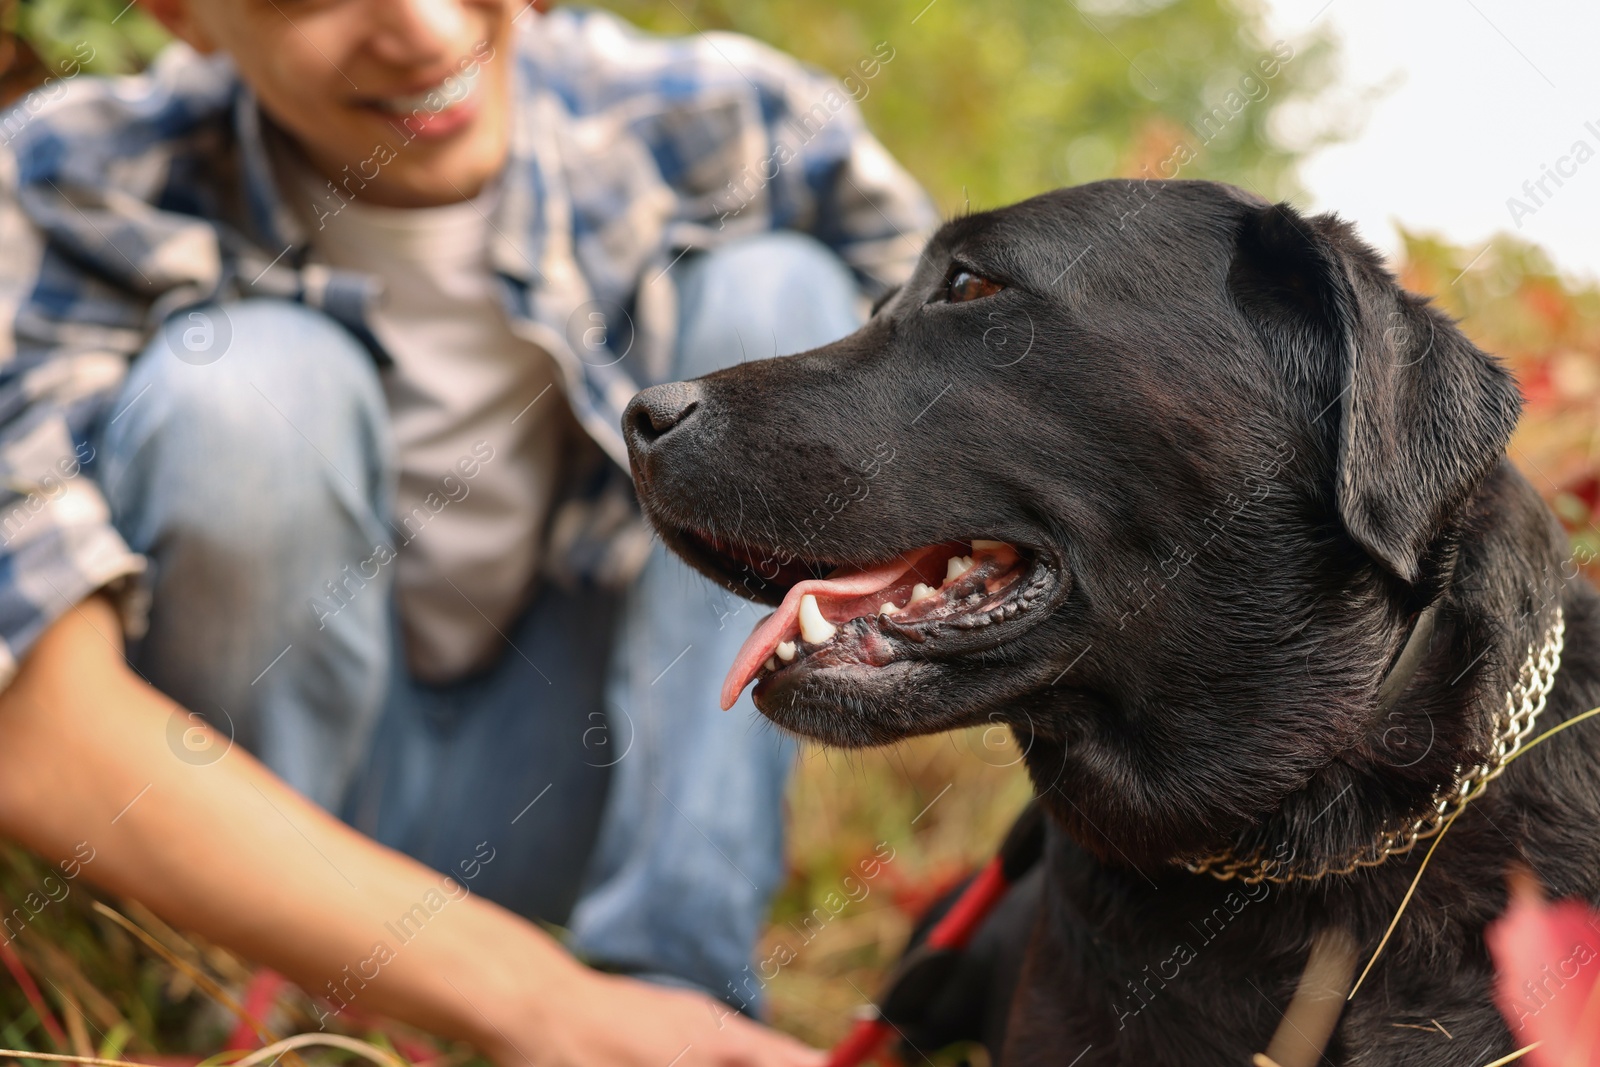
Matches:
[147,0,515,207]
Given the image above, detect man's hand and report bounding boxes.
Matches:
[0,596,819,1067]
[488,973,823,1067]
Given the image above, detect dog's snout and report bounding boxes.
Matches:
[624,380,702,454]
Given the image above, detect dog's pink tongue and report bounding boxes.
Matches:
[720,549,936,710]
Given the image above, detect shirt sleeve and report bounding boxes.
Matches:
[701,33,940,297]
[0,145,148,689]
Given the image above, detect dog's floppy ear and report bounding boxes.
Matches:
[1229,202,1522,583]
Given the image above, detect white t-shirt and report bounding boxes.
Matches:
[299,176,574,682]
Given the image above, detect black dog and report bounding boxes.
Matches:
[622,180,1600,1065]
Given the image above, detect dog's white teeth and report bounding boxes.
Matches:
[944,555,975,584]
[798,594,838,644]
[765,656,779,672]
[971,539,1006,551]
[879,601,900,616]
[776,640,797,662]
[909,583,936,604]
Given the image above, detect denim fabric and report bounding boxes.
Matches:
[566,232,864,1007]
[95,232,863,1007]
[97,299,395,811]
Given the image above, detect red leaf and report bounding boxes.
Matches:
[1487,872,1600,1065]
[1566,475,1600,519]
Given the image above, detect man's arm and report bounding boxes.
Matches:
[0,594,819,1067]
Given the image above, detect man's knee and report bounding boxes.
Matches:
[673,231,863,379]
[99,299,389,546]
[118,299,384,441]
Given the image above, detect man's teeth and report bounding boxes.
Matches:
[776,640,797,662]
[798,594,838,644]
[378,64,481,115]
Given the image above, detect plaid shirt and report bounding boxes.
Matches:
[0,7,935,686]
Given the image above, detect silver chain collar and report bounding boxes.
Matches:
[1184,607,1566,886]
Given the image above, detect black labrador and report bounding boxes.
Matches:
[621,179,1600,1065]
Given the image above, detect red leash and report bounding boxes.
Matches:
[825,802,1044,1067]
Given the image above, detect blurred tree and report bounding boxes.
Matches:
[6,0,168,77]
[2,0,1340,209]
[603,0,1342,212]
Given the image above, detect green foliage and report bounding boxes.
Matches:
[13,0,170,74]
[0,844,475,1065]
[0,843,191,1055]
[602,0,1341,212]
[8,0,1340,209]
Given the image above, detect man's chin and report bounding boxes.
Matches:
[328,126,509,209]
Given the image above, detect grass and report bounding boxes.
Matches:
[765,731,1033,1045]
[0,843,480,1067]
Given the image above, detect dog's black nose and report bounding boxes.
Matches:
[624,380,702,453]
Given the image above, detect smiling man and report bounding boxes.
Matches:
[0,0,932,1062]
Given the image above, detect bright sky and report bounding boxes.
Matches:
[1262,0,1600,281]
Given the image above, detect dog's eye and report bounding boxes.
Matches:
[947,270,1003,303]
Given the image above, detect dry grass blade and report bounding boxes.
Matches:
[1478,1042,1541,1067]
[1347,807,1464,1001]
[0,1051,149,1067]
[1349,703,1600,1004]
[1503,704,1600,768]
[20,937,128,1036]
[50,982,93,1059]
[117,902,204,968]
[1261,927,1359,1067]
[232,1034,408,1067]
[0,1036,407,1067]
[87,903,297,1067]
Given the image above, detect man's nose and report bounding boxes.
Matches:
[368,0,466,66]
[623,381,703,456]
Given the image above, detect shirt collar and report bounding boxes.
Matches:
[234,84,307,256]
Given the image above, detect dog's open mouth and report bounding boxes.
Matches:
[689,537,1051,709]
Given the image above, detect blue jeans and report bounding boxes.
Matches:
[93,232,862,1006]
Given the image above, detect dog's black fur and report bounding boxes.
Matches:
[622,180,1600,1065]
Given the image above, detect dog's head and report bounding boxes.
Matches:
[623,180,1521,868]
